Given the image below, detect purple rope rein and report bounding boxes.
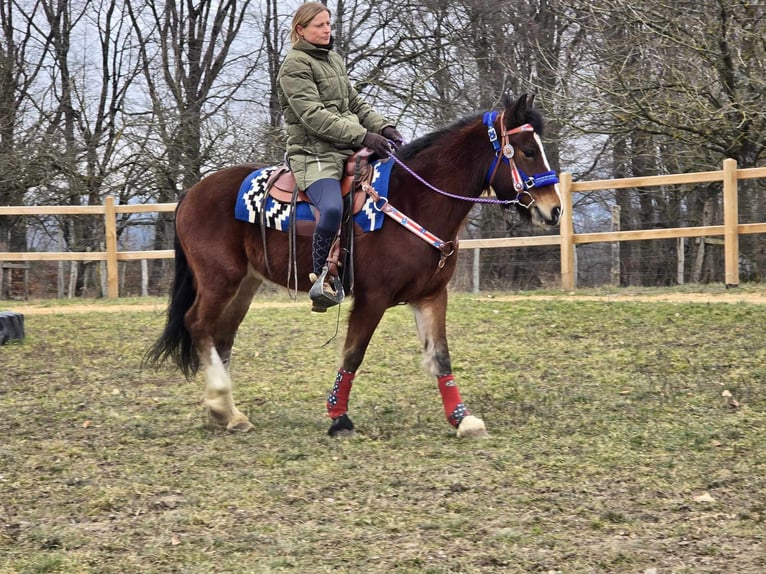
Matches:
[386,143,519,206]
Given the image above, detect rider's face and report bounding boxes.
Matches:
[298,11,332,45]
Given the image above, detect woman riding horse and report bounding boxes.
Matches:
[278,2,403,311]
[144,93,561,438]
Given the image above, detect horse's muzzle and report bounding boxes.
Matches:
[530,204,561,227]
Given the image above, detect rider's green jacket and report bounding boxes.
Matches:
[277,38,392,190]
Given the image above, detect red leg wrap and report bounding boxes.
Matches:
[438,374,470,427]
[327,369,355,419]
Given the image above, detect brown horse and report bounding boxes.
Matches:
[144,94,561,438]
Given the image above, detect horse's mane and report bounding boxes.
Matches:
[397,115,479,160]
[397,99,545,161]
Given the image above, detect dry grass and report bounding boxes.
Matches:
[1,288,765,573]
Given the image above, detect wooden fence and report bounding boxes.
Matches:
[1,158,765,298]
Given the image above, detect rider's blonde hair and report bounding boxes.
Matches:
[290,2,331,44]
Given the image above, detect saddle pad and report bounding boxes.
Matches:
[234,166,314,231]
[234,160,394,234]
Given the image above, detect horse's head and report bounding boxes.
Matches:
[484,94,561,227]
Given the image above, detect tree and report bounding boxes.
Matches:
[3,0,763,297]
[457,0,575,288]
[0,0,51,255]
[125,0,262,289]
[35,0,147,295]
[573,0,766,284]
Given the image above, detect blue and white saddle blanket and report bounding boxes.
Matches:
[234,159,393,233]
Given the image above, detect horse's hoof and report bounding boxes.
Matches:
[328,413,355,438]
[456,415,488,439]
[225,409,254,432]
[227,418,254,433]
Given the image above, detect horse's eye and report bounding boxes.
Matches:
[523,149,535,159]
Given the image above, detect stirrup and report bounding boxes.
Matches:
[309,267,344,312]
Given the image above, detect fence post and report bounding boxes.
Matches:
[68,261,77,299]
[722,158,739,288]
[472,248,480,294]
[610,205,621,286]
[559,172,575,291]
[104,196,119,298]
[141,259,149,296]
[676,237,685,285]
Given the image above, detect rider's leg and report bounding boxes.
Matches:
[305,179,344,303]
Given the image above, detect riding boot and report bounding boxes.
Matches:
[309,228,344,312]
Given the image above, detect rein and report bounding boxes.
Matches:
[389,154,518,206]
[386,111,559,210]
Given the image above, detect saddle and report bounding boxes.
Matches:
[260,148,379,296]
[265,148,375,216]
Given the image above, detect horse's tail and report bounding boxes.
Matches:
[142,203,199,379]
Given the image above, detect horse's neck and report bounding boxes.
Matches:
[394,147,484,237]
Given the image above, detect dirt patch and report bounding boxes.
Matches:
[8,290,765,315]
[15,303,168,315]
[489,291,766,305]
[10,300,307,315]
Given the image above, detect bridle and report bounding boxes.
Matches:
[362,110,560,269]
[387,110,559,210]
[482,111,559,209]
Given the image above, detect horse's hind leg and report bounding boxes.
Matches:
[189,270,261,432]
[213,270,263,369]
[412,289,488,438]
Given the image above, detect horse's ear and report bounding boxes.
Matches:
[527,94,536,110]
[508,94,528,127]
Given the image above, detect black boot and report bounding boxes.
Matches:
[311,228,335,278]
[309,229,344,312]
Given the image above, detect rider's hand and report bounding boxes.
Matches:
[362,132,392,158]
[382,126,404,147]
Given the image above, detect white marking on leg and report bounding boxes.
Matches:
[413,305,439,376]
[203,346,234,419]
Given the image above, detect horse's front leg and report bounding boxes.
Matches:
[325,297,388,437]
[412,290,488,438]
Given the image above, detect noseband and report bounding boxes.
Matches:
[483,111,559,209]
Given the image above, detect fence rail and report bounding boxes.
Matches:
[1,159,765,298]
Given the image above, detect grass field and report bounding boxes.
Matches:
[1,288,765,573]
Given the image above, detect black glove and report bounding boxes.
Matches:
[382,126,404,147]
[362,132,392,157]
